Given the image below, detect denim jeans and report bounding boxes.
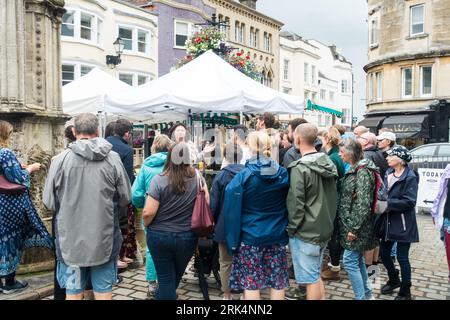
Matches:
[147,229,197,300]
[391,242,397,257]
[343,250,373,300]
[380,241,411,284]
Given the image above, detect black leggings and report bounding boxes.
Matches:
[328,219,342,267]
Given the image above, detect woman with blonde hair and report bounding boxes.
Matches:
[223,131,290,300]
[320,127,346,281]
[0,120,53,294]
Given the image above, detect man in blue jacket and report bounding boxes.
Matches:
[106,119,135,184]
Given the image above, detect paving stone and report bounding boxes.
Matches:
[130,291,148,300]
[114,288,135,296]
[114,295,133,300]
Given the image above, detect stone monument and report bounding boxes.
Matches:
[0,0,67,273]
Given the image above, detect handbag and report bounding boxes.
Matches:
[0,149,27,195]
[0,174,27,195]
[191,170,214,237]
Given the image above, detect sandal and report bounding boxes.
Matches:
[122,257,134,264]
[118,260,128,269]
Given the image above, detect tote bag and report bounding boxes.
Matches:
[191,170,214,237]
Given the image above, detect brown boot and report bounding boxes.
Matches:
[321,267,340,281]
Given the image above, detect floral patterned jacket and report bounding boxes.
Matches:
[338,158,378,252]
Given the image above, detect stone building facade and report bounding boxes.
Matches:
[126,0,214,77]
[204,0,283,89]
[61,0,158,87]
[362,0,450,146]
[0,0,67,272]
[279,31,353,130]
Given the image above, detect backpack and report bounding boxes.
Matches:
[354,165,387,215]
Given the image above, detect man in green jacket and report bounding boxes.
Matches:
[287,123,338,300]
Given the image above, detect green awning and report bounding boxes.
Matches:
[307,100,343,118]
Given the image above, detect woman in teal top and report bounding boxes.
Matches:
[132,134,173,298]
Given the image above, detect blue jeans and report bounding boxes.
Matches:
[147,229,197,300]
[56,258,117,295]
[343,250,373,300]
[391,242,397,257]
[380,241,411,284]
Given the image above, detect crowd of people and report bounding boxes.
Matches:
[0,112,449,300]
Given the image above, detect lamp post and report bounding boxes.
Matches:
[106,37,125,68]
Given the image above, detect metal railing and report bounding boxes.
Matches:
[410,155,450,170]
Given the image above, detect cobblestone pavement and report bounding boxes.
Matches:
[41,213,448,300]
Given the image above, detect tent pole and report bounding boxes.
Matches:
[240,112,243,125]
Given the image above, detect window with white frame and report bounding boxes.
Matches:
[119,27,133,51]
[80,12,94,40]
[370,18,379,46]
[341,80,349,94]
[311,92,317,102]
[138,30,149,53]
[218,15,229,39]
[119,73,133,86]
[320,89,326,100]
[61,63,96,86]
[368,73,374,101]
[80,65,94,77]
[119,72,153,87]
[420,65,432,96]
[376,72,382,101]
[304,63,309,84]
[263,32,271,52]
[62,64,75,86]
[175,21,189,48]
[250,28,259,48]
[283,59,289,81]
[311,65,316,85]
[402,67,413,98]
[410,4,425,36]
[329,91,335,102]
[119,26,151,54]
[61,9,102,45]
[138,74,149,86]
[62,10,75,37]
[235,21,244,44]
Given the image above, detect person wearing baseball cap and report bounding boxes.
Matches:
[379,145,419,300]
[377,131,397,157]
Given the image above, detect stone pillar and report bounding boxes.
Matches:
[0,0,67,274]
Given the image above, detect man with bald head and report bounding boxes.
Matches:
[357,132,388,179]
[287,123,338,300]
[353,126,369,138]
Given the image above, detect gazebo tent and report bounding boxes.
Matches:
[62,68,184,123]
[105,50,304,117]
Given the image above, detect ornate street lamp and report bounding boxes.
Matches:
[106,37,124,68]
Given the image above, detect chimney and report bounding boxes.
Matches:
[239,0,257,10]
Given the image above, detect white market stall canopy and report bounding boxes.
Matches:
[62,68,184,124]
[105,50,304,116]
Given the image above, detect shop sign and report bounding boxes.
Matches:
[416,168,445,212]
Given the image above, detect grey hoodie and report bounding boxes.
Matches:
[43,138,131,267]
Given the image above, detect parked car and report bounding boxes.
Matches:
[410,143,450,214]
[410,143,450,170]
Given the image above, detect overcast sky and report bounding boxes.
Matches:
[257,0,368,121]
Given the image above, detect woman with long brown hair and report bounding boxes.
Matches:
[142,142,209,300]
[0,120,53,294]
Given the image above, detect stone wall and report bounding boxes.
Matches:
[0,0,67,273]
